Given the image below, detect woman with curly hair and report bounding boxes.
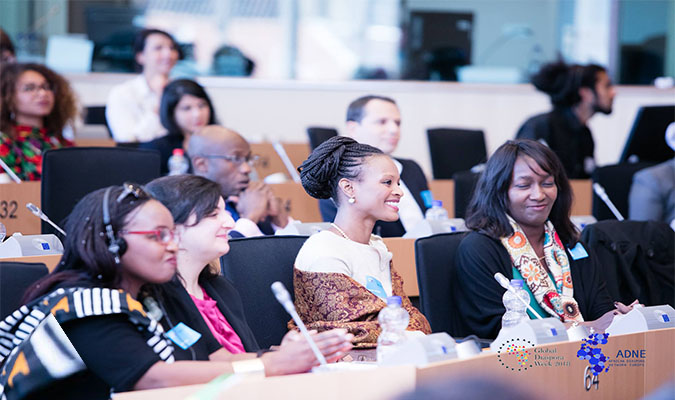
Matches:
[0,62,78,181]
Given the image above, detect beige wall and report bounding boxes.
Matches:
[68,73,675,177]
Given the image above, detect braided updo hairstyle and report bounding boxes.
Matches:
[298,136,383,204]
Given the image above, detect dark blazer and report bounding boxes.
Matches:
[319,157,429,237]
[451,231,614,339]
[156,276,260,353]
[516,107,595,179]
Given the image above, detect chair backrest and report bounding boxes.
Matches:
[452,170,481,219]
[306,127,338,151]
[0,262,48,320]
[581,220,674,307]
[220,235,308,348]
[415,232,467,335]
[41,147,161,234]
[426,128,487,179]
[591,162,656,220]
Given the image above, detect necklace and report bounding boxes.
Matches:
[330,223,384,270]
[330,223,375,246]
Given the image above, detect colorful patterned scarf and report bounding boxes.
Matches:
[0,287,174,400]
[500,215,583,322]
[291,263,431,348]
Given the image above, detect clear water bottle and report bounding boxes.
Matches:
[377,296,410,364]
[502,279,530,328]
[167,148,189,176]
[424,200,448,220]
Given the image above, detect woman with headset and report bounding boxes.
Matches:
[1,183,351,400]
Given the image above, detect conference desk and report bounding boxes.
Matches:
[114,328,675,400]
[0,178,592,236]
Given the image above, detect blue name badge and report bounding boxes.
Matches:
[420,190,434,209]
[166,322,202,350]
[365,276,387,299]
[568,242,589,260]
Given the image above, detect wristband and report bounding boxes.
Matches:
[232,359,265,378]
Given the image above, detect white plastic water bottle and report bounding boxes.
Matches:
[424,200,448,220]
[377,296,410,364]
[502,279,530,328]
[167,148,189,176]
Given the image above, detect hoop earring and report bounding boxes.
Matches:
[348,197,356,204]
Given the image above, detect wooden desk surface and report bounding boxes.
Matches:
[0,181,42,235]
[383,238,418,296]
[113,329,674,400]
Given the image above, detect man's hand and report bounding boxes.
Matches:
[267,195,291,228]
[237,181,272,223]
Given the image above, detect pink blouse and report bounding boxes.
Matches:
[190,288,245,354]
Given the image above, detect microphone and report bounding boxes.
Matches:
[270,281,327,365]
[592,183,624,221]
[494,272,544,319]
[0,158,22,183]
[26,203,67,236]
[272,141,301,183]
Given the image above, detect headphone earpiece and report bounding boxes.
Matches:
[102,187,126,264]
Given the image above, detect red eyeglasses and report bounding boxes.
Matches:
[119,227,175,244]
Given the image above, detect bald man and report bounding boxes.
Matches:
[189,125,289,237]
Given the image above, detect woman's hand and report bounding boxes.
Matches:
[583,299,640,333]
[261,329,354,376]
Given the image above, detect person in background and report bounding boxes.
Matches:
[106,28,180,143]
[516,61,615,179]
[452,139,635,340]
[1,184,350,399]
[0,28,16,63]
[320,95,430,237]
[294,136,430,347]
[629,122,675,228]
[188,125,290,237]
[141,79,216,174]
[146,174,353,359]
[0,62,77,181]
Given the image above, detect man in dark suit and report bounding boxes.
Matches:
[319,95,430,237]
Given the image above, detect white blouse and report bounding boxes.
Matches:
[105,75,167,143]
[294,230,394,297]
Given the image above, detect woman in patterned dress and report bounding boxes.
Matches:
[0,63,77,181]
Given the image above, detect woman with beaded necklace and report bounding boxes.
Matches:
[293,136,430,347]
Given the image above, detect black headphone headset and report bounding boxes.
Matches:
[102,186,128,264]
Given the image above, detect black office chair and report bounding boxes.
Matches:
[0,262,49,320]
[591,162,656,220]
[415,232,468,336]
[307,127,338,151]
[427,128,487,179]
[84,105,113,138]
[453,170,481,219]
[581,220,674,307]
[220,235,308,348]
[40,147,161,235]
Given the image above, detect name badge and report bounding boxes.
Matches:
[568,243,589,260]
[420,190,433,208]
[166,322,202,350]
[365,275,387,299]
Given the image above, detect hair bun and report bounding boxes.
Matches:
[298,136,356,199]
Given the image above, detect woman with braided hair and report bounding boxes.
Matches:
[293,136,430,348]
